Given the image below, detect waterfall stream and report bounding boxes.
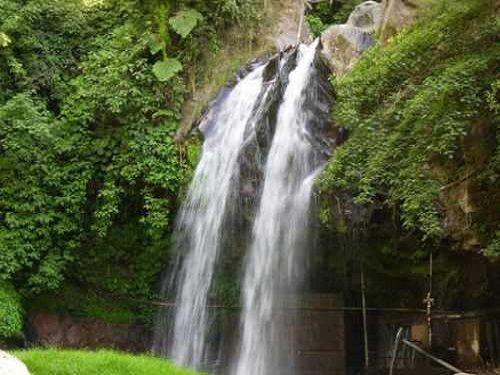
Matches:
[235,40,324,375]
[153,65,266,369]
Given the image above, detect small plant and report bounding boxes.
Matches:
[150,6,203,82]
[0,282,23,339]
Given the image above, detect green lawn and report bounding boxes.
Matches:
[13,349,201,375]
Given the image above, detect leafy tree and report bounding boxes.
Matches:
[0,0,262,320]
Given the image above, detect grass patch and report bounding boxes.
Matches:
[14,349,201,375]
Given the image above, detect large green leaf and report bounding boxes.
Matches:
[169,9,203,39]
[147,33,163,55]
[152,58,182,82]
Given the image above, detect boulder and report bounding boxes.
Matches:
[320,1,383,76]
[379,0,424,42]
[347,0,384,33]
[0,351,30,375]
[320,24,374,76]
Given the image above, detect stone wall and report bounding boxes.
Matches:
[27,312,151,353]
[293,294,346,375]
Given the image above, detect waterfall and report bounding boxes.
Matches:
[153,35,332,374]
[152,65,266,369]
[235,40,326,375]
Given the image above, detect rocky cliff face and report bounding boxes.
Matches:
[176,0,312,142]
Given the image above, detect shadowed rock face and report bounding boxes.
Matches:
[0,351,30,375]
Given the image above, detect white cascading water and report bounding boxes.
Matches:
[235,40,323,375]
[167,66,265,369]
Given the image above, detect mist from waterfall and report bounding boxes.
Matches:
[152,65,266,369]
[235,40,324,375]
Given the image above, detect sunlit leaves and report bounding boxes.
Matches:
[0,32,11,47]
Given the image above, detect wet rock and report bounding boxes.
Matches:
[0,351,30,375]
[319,24,374,76]
[347,0,384,33]
[379,0,424,42]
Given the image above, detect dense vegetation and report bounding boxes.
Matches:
[14,349,201,375]
[306,0,363,36]
[319,0,499,252]
[0,0,498,345]
[0,0,265,337]
[309,0,500,311]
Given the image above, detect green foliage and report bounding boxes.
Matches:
[169,9,204,39]
[0,32,10,47]
[319,0,498,240]
[15,349,202,375]
[0,282,23,338]
[0,94,86,292]
[305,15,326,37]
[484,231,500,260]
[153,59,183,82]
[306,0,363,36]
[150,6,203,82]
[30,284,151,324]
[0,0,102,105]
[0,0,262,309]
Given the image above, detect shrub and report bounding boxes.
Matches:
[0,282,23,338]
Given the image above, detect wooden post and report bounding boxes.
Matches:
[422,252,435,348]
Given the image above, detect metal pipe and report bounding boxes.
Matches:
[402,339,464,374]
